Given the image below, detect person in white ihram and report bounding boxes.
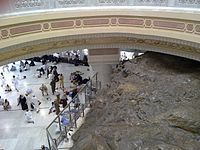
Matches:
[11,75,19,92]
[31,95,40,113]
[25,89,32,110]
[1,77,6,88]
[0,73,5,87]
[25,109,34,124]
[0,96,4,105]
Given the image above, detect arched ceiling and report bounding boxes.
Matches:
[0,9,200,65]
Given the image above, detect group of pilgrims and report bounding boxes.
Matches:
[0,58,90,121]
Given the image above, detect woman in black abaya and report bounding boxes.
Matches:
[17,94,28,110]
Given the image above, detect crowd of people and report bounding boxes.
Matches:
[0,51,90,149]
[0,62,88,112]
[31,50,89,67]
[0,72,19,93]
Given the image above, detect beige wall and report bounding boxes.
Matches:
[0,8,200,65]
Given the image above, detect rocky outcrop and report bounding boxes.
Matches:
[71,52,200,150]
[165,105,200,134]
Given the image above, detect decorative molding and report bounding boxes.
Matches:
[75,20,82,27]
[43,23,50,31]
[186,23,194,33]
[118,17,144,27]
[51,20,75,30]
[88,54,120,64]
[153,19,185,31]
[10,24,42,37]
[83,18,110,27]
[1,13,200,66]
[195,24,200,34]
[89,48,119,55]
[1,29,9,39]
[1,36,200,66]
[1,16,200,41]
[1,32,200,54]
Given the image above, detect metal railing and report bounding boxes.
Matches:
[0,0,200,16]
[46,72,100,150]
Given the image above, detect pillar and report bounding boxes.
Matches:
[88,48,120,87]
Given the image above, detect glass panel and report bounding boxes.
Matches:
[96,0,129,6]
[11,0,50,12]
[54,0,86,8]
[175,0,200,7]
[134,0,168,6]
[1,0,200,15]
[46,73,98,149]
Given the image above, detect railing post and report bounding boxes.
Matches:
[8,0,14,14]
[87,0,96,6]
[46,131,51,150]
[49,0,55,9]
[58,116,62,133]
[46,72,99,149]
[69,103,72,124]
[168,0,175,7]
[46,130,58,150]
[96,73,98,92]
[82,104,85,117]
[54,139,58,148]
[74,111,77,128]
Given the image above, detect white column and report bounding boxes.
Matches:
[88,48,120,88]
[90,63,112,87]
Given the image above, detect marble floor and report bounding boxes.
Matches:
[0,61,90,150]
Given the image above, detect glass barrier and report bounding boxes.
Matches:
[0,0,200,16]
[46,72,99,150]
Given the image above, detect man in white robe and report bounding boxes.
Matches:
[25,110,34,124]
[11,75,19,92]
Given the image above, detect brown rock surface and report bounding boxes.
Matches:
[71,52,200,150]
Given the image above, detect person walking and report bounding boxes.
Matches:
[31,95,40,113]
[2,64,9,72]
[46,66,52,79]
[11,75,19,92]
[0,73,5,87]
[59,74,64,89]
[54,97,60,115]
[52,67,59,82]
[50,79,56,95]
[0,96,4,105]
[17,94,28,111]
[25,92,32,110]
[1,77,6,88]
[39,84,48,96]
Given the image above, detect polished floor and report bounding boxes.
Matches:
[0,61,90,150]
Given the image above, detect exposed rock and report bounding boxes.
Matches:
[71,52,200,150]
[165,105,200,134]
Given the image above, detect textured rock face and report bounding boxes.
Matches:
[71,52,200,150]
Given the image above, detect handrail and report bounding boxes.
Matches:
[46,72,99,150]
[0,0,200,16]
[46,130,58,150]
[46,72,97,129]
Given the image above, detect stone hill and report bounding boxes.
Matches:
[71,52,200,150]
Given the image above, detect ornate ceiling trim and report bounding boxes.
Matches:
[0,14,200,65]
[0,35,200,66]
[1,15,200,49]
